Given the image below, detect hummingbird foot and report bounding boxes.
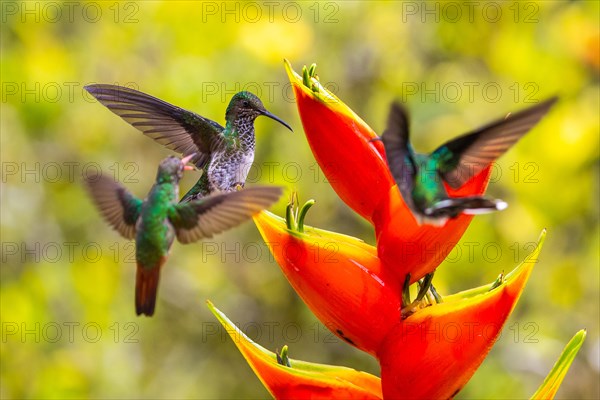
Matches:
[233,182,245,191]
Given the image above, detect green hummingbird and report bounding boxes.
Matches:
[84,84,292,202]
[376,98,557,226]
[84,154,283,316]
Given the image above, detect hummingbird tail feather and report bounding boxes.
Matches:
[460,197,508,214]
[135,264,162,317]
[425,196,507,220]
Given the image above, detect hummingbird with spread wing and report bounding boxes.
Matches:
[84,154,283,316]
[376,98,557,226]
[84,84,292,202]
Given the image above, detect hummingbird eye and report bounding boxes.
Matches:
[242,100,250,108]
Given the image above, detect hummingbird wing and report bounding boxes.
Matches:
[381,102,418,212]
[434,97,557,189]
[84,84,224,169]
[170,186,283,244]
[84,172,142,239]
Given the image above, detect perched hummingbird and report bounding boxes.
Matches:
[376,98,557,226]
[84,154,283,316]
[84,84,292,202]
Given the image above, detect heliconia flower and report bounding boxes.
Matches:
[373,167,492,284]
[378,231,544,399]
[207,300,383,400]
[285,60,493,283]
[253,201,402,357]
[531,329,587,400]
[284,59,394,222]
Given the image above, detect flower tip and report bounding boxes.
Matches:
[501,229,546,285]
[532,228,547,254]
[205,300,231,331]
[206,299,221,318]
[283,59,301,82]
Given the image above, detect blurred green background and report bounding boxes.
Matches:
[1,1,598,398]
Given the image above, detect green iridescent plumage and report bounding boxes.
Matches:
[84,85,292,202]
[378,98,558,226]
[85,155,282,316]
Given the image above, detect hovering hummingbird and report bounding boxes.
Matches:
[84,84,292,202]
[84,154,283,316]
[375,98,557,226]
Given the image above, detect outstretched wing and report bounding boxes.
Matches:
[84,172,142,239]
[435,97,558,189]
[381,102,417,212]
[170,186,283,244]
[85,84,224,169]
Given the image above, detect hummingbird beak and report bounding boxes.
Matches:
[181,153,196,171]
[369,137,382,143]
[261,110,293,132]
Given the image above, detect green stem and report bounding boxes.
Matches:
[302,65,310,87]
[285,194,315,233]
[415,273,434,303]
[402,274,412,307]
[276,345,291,367]
[429,283,443,304]
[297,200,315,233]
[402,273,438,318]
[489,272,504,291]
[285,202,296,230]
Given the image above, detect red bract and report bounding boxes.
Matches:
[378,232,543,398]
[284,60,393,222]
[254,210,401,357]
[285,60,493,283]
[373,167,492,284]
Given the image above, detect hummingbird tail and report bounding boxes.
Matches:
[457,197,508,215]
[424,196,507,220]
[135,264,162,317]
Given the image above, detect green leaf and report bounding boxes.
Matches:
[530,329,587,399]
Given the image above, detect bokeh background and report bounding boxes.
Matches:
[1,1,598,398]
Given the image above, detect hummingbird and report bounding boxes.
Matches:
[84,84,292,202]
[84,154,283,316]
[375,98,557,226]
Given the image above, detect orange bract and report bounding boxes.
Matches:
[254,211,401,357]
[208,301,383,399]
[378,232,542,399]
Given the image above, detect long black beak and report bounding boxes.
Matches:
[261,110,293,132]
